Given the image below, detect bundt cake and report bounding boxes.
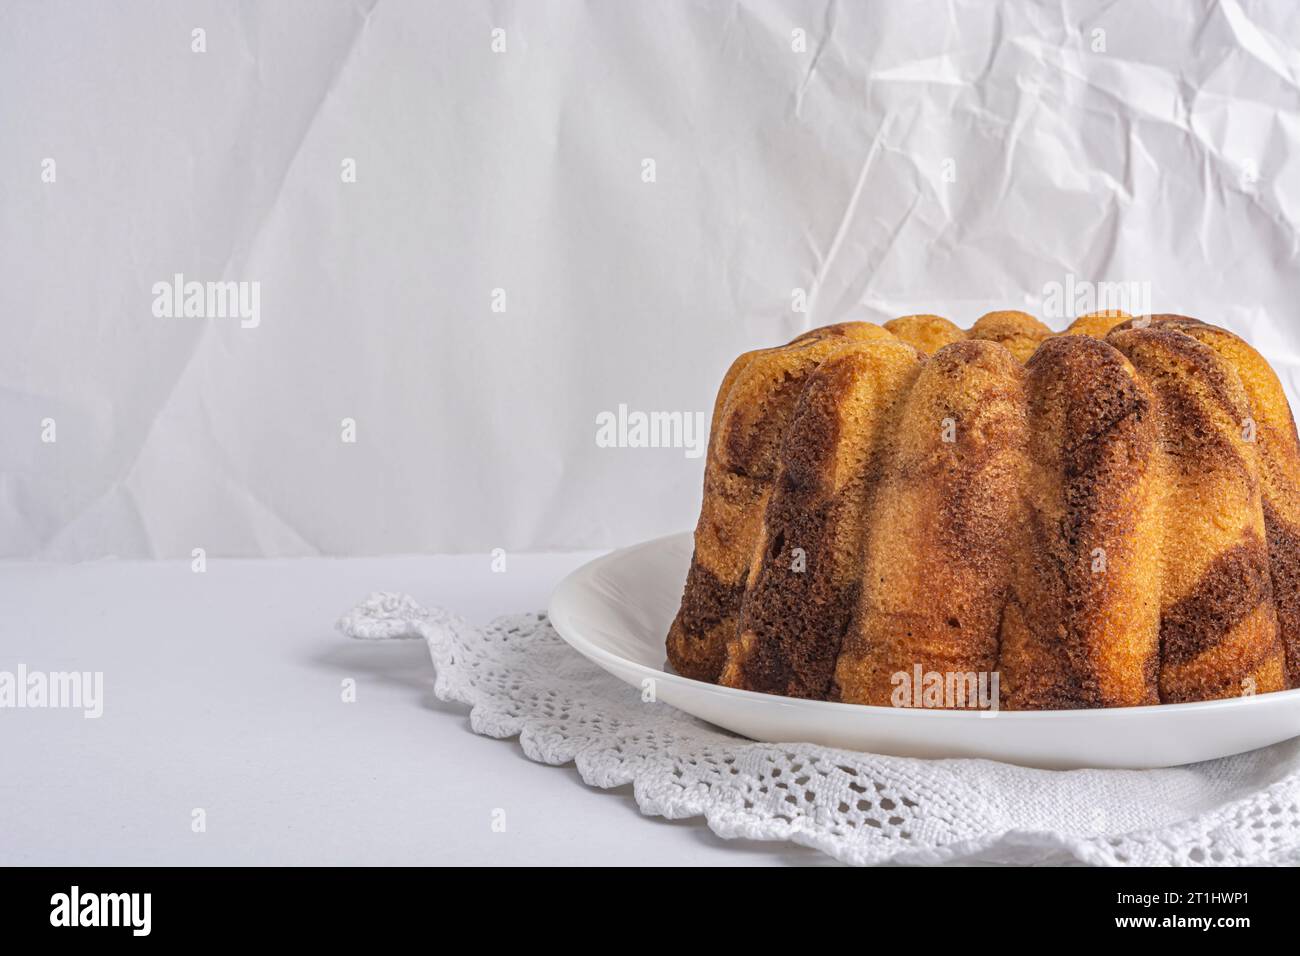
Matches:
[666,312,1300,710]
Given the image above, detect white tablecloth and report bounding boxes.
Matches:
[0,552,825,865]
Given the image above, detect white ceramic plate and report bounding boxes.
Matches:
[548,531,1300,769]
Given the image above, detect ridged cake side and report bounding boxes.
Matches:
[667,313,1300,707]
[833,340,1028,706]
[1110,325,1286,701]
[1114,315,1300,690]
[996,335,1163,709]
[718,340,924,699]
[665,322,895,682]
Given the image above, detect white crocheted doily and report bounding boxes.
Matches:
[338,592,1300,866]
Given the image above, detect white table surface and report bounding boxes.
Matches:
[0,551,827,866]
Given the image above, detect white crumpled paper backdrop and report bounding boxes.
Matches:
[2,0,1298,559]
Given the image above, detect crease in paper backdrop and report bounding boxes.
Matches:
[1,0,1298,559]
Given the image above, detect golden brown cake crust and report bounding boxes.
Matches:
[1110,325,1287,701]
[883,314,965,355]
[996,335,1162,709]
[1110,315,1300,689]
[720,341,924,698]
[666,325,895,682]
[1065,310,1131,338]
[833,339,1028,706]
[667,312,1300,707]
[967,310,1054,363]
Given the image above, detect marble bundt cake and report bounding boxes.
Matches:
[665,312,1300,709]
